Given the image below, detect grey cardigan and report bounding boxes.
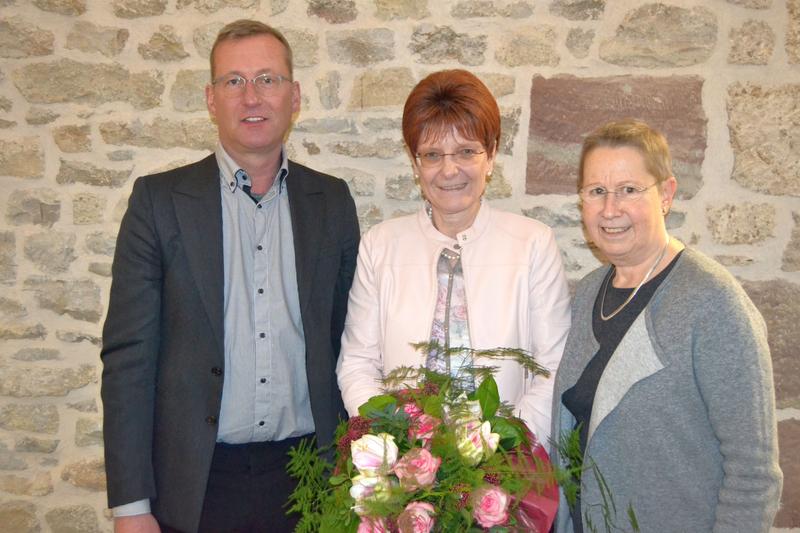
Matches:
[551,248,782,533]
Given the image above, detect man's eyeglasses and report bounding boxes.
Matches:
[211,73,291,96]
[578,183,658,204]
[415,148,486,169]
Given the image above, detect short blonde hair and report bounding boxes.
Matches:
[579,119,673,189]
[210,19,293,79]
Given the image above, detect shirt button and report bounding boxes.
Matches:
[259,332,265,338]
[211,367,222,376]
[258,421,265,426]
[206,416,217,425]
[257,245,263,251]
[257,204,262,209]
[260,378,267,384]
[229,181,235,187]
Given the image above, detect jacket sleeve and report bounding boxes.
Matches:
[692,285,782,533]
[337,230,386,416]
[100,176,162,508]
[517,227,572,446]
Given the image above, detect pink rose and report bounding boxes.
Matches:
[357,516,390,533]
[408,414,441,448]
[349,475,394,515]
[397,501,435,533]
[393,448,441,491]
[471,485,509,528]
[351,433,398,476]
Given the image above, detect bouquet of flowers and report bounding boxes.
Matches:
[287,342,559,532]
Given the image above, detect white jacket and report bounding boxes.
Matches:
[337,202,571,443]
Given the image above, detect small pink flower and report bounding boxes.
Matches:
[409,414,441,448]
[357,516,390,533]
[393,448,441,491]
[471,485,510,528]
[397,501,435,533]
[403,402,423,419]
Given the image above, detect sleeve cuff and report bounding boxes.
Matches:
[112,499,151,517]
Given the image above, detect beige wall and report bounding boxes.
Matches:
[1,0,798,530]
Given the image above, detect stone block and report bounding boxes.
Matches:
[526,75,706,198]
[45,505,101,533]
[66,21,128,57]
[0,363,96,397]
[12,348,60,361]
[599,4,716,67]
[67,399,98,413]
[0,500,40,532]
[783,212,800,271]
[485,164,511,200]
[550,0,604,20]
[285,29,319,68]
[170,70,207,112]
[0,404,59,433]
[177,0,259,13]
[316,71,341,110]
[362,117,401,131]
[0,95,11,112]
[348,67,415,109]
[32,0,86,15]
[522,203,582,228]
[0,16,54,58]
[57,160,130,188]
[192,21,224,59]
[375,0,429,19]
[0,137,45,179]
[357,203,383,232]
[0,442,27,470]
[728,20,774,65]
[386,174,421,201]
[23,277,102,323]
[409,24,486,65]
[99,117,216,151]
[15,437,60,454]
[53,124,91,153]
[566,28,594,59]
[789,0,800,64]
[328,138,404,159]
[499,107,520,155]
[60,457,106,491]
[294,118,357,134]
[56,330,101,345]
[0,297,27,319]
[25,107,59,125]
[0,471,53,496]
[1,230,16,283]
[24,231,77,274]
[6,189,60,227]
[75,418,103,447]
[138,25,189,62]
[0,323,47,341]
[85,232,117,256]
[73,193,106,225]
[742,279,800,409]
[707,202,775,244]
[727,0,771,7]
[727,83,800,196]
[327,29,394,66]
[715,255,754,267]
[308,0,357,23]
[13,59,163,110]
[496,25,558,67]
[112,0,167,18]
[775,419,800,527]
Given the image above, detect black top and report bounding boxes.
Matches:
[561,251,682,532]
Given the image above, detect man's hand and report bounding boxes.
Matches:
[114,513,161,533]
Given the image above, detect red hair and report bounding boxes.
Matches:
[402,70,500,155]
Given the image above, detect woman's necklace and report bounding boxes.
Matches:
[599,237,670,321]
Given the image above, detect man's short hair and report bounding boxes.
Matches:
[210,19,293,79]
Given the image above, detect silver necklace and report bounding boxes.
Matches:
[599,237,670,321]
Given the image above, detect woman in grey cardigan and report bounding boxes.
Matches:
[552,119,782,532]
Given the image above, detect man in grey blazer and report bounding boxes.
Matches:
[101,20,359,533]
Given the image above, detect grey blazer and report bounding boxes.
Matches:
[101,154,360,532]
[551,248,782,533]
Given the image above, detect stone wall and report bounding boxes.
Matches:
[0,0,798,530]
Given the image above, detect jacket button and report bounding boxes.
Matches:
[206,416,217,425]
[211,367,222,376]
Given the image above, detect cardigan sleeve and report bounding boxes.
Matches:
[689,279,782,532]
[337,230,386,416]
[516,227,572,445]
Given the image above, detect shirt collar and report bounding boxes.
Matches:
[418,199,491,247]
[215,143,290,194]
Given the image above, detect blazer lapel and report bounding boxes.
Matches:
[172,156,225,356]
[286,162,324,316]
[587,313,665,441]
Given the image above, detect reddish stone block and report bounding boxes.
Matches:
[776,419,800,527]
[526,75,707,198]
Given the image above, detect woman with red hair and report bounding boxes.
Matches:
[337,70,571,445]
